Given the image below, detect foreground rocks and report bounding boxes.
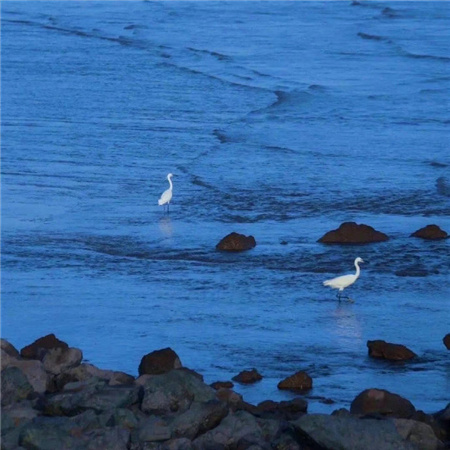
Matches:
[1,335,448,450]
[216,232,256,251]
[318,222,389,244]
[411,225,448,240]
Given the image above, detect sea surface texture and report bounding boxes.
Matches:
[2,1,449,413]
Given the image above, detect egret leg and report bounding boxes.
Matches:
[336,292,342,301]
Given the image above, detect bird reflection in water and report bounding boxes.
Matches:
[332,305,363,346]
[158,215,173,237]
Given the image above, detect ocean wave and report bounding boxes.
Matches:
[357,32,390,42]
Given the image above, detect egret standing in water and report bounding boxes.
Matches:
[323,257,364,301]
[158,173,174,212]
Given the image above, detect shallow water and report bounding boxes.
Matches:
[2,1,449,414]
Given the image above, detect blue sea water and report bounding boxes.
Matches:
[1,1,449,414]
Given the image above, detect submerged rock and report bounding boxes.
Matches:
[443,334,450,350]
[318,222,389,244]
[277,371,312,392]
[210,380,234,390]
[216,232,256,251]
[411,224,448,240]
[350,388,416,419]
[367,340,417,361]
[138,347,182,376]
[232,368,263,384]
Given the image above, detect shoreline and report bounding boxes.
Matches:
[2,335,449,449]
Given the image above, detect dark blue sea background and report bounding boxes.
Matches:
[2,1,449,414]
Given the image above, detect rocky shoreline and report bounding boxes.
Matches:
[1,334,449,450]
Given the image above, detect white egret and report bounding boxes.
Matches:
[323,257,364,300]
[158,173,174,212]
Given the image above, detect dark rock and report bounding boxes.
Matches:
[277,371,312,392]
[192,410,267,449]
[44,377,142,416]
[350,388,416,419]
[169,400,229,440]
[367,340,417,361]
[19,414,130,450]
[443,334,450,350]
[393,418,443,450]
[138,347,182,376]
[411,410,447,443]
[291,414,418,450]
[140,369,216,415]
[1,357,50,393]
[43,347,83,375]
[137,416,171,442]
[20,334,69,360]
[215,388,244,410]
[1,338,20,358]
[255,398,308,420]
[55,363,135,390]
[232,368,263,384]
[318,222,389,244]
[216,232,257,251]
[1,366,34,406]
[210,381,234,390]
[411,224,448,240]
[433,403,450,442]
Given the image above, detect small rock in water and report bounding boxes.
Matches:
[367,340,416,361]
[411,224,448,240]
[318,222,389,244]
[210,380,234,390]
[216,232,256,251]
[232,368,262,384]
[277,371,313,392]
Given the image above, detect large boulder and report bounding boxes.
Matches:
[1,366,34,406]
[44,377,142,416]
[192,410,267,449]
[411,224,448,240]
[168,400,229,440]
[18,414,130,450]
[232,368,263,384]
[350,388,416,419]
[277,371,312,392]
[20,334,69,360]
[2,356,50,393]
[139,369,216,415]
[1,339,20,358]
[318,222,389,244]
[216,232,256,251]
[138,347,182,376]
[367,340,416,361]
[43,347,83,375]
[55,363,134,390]
[393,418,443,450]
[291,414,417,450]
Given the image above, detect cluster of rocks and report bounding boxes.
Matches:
[216,223,448,252]
[2,334,450,450]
